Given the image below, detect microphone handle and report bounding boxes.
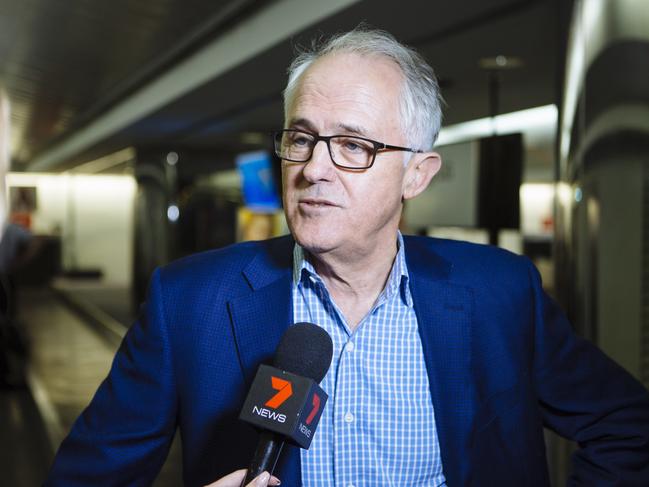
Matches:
[241,430,285,486]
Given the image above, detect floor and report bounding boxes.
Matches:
[5,284,183,486]
[0,387,52,487]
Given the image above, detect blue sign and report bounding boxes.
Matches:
[236,151,281,211]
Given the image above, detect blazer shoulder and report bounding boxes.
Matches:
[404,234,532,285]
[157,235,293,298]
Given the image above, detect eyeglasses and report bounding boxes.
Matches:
[272,129,423,170]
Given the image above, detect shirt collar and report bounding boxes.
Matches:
[292,231,413,307]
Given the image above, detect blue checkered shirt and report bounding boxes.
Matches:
[294,233,447,486]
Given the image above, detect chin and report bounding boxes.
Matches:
[291,225,341,255]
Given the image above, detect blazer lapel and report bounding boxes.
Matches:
[405,236,476,487]
[228,277,293,384]
[227,236,302,485]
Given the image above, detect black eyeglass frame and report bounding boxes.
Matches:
[272,129,424,170]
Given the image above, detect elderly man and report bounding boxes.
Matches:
[46,28,649,487]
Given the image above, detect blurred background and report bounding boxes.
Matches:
[0,0,647,485]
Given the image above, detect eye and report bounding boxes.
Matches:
[294,136,309,146]
[289,132,312,147]
[339,137,371,154]
[344,141,362,152]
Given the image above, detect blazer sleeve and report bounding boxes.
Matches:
[528,261,649,485]
[44,267,178,486]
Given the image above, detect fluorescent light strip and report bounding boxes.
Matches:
[559,0,649,172]
[70,147,136,174]
[560,0,605,170]
[436,104,557,147]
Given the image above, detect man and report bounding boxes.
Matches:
[46,28,649,486]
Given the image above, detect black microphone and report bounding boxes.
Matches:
[239,322,333,486]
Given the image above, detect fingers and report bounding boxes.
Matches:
[247,471,281,486]
[203,469,280,487]
[203,469,246,487]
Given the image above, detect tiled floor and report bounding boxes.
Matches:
[15,286,183,486]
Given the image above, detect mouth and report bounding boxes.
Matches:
[298,198,338,208]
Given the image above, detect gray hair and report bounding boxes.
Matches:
[283,27,443,151]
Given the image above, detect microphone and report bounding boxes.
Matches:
[239,322,333,485]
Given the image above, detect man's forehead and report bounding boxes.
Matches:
[299,52,402,90]
[285,52,404,136]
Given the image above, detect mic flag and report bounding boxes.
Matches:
[238,322,332,485]
[239,364,327,449]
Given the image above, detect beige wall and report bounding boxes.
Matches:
[6,173,136,286]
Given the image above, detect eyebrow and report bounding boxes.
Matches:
[286,118,371,138]
[335,123,370,137]
[287,118,317,132]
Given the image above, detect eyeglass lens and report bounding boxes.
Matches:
[277,131,374,169]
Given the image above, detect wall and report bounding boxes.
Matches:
[6,172,136,286]
[597,160,643,376]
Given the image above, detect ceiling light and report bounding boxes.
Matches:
[479,55,524,70]
[240,132,266,145]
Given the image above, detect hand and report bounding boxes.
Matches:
[204,469,281,487]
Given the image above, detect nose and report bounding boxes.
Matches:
[302,139,336,182]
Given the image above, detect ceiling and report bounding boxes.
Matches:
[0,0,571,172]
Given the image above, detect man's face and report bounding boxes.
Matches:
[282,53,413,257]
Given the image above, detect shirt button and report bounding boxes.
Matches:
[344,412,354,423]
[346,341,355,352]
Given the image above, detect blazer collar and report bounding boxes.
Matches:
[241,235,295,291]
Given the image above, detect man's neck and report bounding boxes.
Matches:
[306,232,400,330]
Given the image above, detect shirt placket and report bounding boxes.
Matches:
[308,276,363,487]
[309,277,349,487]
[332,330,362,487]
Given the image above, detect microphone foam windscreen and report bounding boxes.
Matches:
[273,322,333,383]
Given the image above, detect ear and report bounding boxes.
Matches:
[402,152,442,200]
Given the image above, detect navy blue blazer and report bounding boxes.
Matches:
[46,235,649,486]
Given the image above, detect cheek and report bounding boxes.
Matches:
[350,172,403,205]
[346,177,404,224]
[281,168,297,204]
